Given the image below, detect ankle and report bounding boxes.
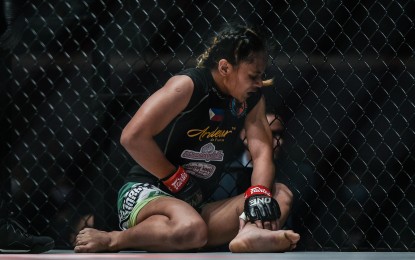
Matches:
[107,231,122,252]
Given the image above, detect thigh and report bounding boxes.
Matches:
[118,182,202,229]
[118,193,207,252]
[135,195,203,225]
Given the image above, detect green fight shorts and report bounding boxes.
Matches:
[117,182,172,230]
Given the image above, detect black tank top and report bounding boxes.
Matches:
[126,67,262,199]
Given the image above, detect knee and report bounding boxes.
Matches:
[273,183,294,209]
[171,217,208,250]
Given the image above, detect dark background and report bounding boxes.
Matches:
[1,0,414,250]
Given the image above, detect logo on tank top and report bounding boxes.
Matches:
[183,162,216,179]
[209,108,224,121]
[229,98,247,118]
[181,142,224,162]
[187,126,234,142]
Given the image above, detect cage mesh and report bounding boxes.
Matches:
[0,0,414,251]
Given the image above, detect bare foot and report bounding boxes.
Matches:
[229,224,300,253]
[70,214,95,246]
[74,228,119,253]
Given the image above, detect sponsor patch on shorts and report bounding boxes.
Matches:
[118,182,171,230]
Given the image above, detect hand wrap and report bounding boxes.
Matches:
[244,185,281,222]
[161,166,203,208]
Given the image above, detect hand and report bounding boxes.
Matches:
[161,166,203,208]
[243,185,281,230]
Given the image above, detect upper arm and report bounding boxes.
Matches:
[122,75,194,139]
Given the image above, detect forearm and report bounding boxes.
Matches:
[250,158,275,189]
[122,136,175,179]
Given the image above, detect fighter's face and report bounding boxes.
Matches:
[228,53,266,103]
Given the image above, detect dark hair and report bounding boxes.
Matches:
[196,23,268,69]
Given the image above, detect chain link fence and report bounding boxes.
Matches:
[1,0,414,251]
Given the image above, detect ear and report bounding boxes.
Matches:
[218,59,231,75]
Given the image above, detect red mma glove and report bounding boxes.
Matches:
[244,185,281,222]
[161,166,203,208]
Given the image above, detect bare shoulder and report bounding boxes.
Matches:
[140,74,194,117]
[162,74,195,97]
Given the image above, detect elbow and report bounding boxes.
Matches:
[120,127,140,151]
[120,128,131,149]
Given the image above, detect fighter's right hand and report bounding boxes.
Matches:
[161,166,204,208]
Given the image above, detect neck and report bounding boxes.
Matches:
[211,70,229,96]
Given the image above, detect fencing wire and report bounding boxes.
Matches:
[0,0,414,250]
